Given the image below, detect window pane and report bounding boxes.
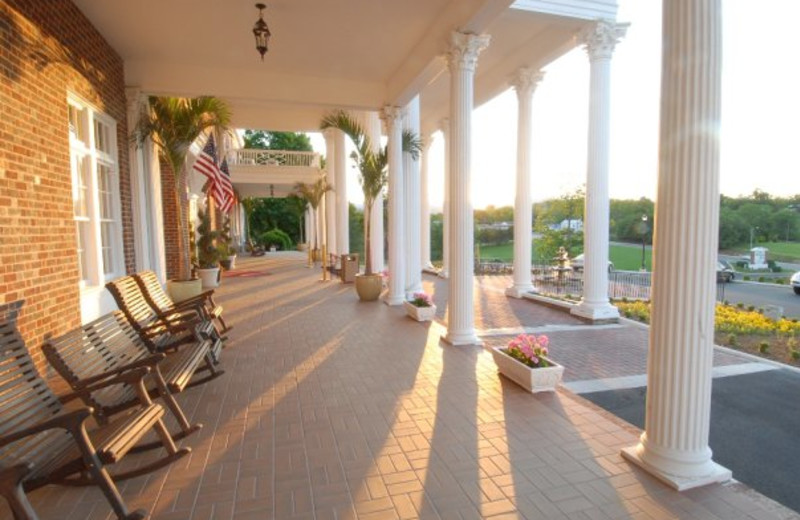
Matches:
[69,105,86,143]
[101,222,114,275]
[98,164,112,219]
[76,221,90,282]
[73,155,89,218]
[94,120,110,154]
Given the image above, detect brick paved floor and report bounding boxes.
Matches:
[4,253,797,519]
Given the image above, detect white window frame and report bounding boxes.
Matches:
[68,93,125,291]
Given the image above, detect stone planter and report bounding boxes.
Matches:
[403,301,436,322]
[355,273,382,301]
[166,278,202,303]
[490,347,564,393]
[197,267,221,289]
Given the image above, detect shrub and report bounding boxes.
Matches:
[743,276,751,281]
[791,349,800,361]
[747,305,755,312]
[758,342,769,354]
[727,334,737,346]
[260,228,293,251]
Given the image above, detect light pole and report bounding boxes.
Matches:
[749,226,758,250]
[640,214,648,271]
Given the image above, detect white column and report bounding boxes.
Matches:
[334,129,349,254]
[444,32,490,345]
[438,118,450,279]
[126,88,167,283]
[305,204,314,268]
[364,111,385,272]
[571,20,627,322]
[420,135,433,271]
[506,68,544,298]
[383,106,405,305]
[322,129,337,258]
[403,96,422,298]
[621,1,731,491]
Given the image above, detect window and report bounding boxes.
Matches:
[68,94,123,288]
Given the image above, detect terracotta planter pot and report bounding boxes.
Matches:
[355,274,383,301]
[166,278,203,303]
[490,347,564,393]
[403,301,437,321]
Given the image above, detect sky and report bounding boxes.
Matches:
[308,0,800,211]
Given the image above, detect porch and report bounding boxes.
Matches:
[6,254,790,520]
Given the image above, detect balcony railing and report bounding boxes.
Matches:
[229,149,321,168]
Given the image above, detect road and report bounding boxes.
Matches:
[720,281,800,318]
[582,369,800,514]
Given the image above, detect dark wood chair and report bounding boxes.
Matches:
[105,276,222,363]
[134,270,230,336]
[0,321,189,520]
[42,311,219,448]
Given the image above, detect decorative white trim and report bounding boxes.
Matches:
[579,20,629,61]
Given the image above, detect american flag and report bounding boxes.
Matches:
[217,157,235,213]
[192,133,223,196]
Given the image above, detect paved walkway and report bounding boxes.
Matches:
[5,253,797,519]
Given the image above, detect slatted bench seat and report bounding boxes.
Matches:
[106,275,222,362]
[43,311,223,446]
[0,321,188,520]
[134,270,231,336]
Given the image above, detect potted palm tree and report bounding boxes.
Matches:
[293,177,332,268]
[320,110,421,301]
[134,96,231,301]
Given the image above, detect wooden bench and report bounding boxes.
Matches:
[106,276,222,363]
[134,270,230,336]
[0,321,189,520]
[43,311,221,447]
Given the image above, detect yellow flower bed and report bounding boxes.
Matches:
[614,300,800,337]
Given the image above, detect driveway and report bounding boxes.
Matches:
[581,369,800,514]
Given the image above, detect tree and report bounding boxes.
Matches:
[320,110,421,275]
[134,96,231,280]
[243,130,312,151]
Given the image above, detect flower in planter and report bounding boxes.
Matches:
[506,333,551,368]
[410,292,433,308]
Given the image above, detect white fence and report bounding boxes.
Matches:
[230,149,321,168]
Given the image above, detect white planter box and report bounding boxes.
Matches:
[491,347,564,393]
[403,301,437,321]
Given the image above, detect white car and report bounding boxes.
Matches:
[791,271,800,295]
[570,254,614,272]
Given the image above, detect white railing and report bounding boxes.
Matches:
[230,149,321,168]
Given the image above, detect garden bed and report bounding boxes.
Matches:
[615,300,800,368]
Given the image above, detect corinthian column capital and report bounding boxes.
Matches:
[447,31,491,73]
[510,68,545,97]
[381,105,403,125]
[579,20,629,61]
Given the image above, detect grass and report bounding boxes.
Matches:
[477,241,652,271]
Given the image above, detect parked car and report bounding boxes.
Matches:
[716,261,736,283]
[791,271,800,295]
[570,254,614,272]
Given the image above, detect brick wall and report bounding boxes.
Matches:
[0,0,132,368]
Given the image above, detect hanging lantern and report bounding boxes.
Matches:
[253,3,271,60]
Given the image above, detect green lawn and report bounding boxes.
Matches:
[477,241,652,271]
[750,242,800,261]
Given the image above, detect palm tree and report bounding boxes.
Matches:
[134,96,231,280]
[293,176,333,250]
[320,110,421,275]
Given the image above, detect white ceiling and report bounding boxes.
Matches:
[73,0,616,132]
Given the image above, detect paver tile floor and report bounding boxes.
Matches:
[3,253,796,519]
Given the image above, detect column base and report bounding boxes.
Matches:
[384,294,405,306]
[505,285,534,299]
[442,330,482,346]
[621,446,732,491]
[571,300,620,322]
[438,270,449,279]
